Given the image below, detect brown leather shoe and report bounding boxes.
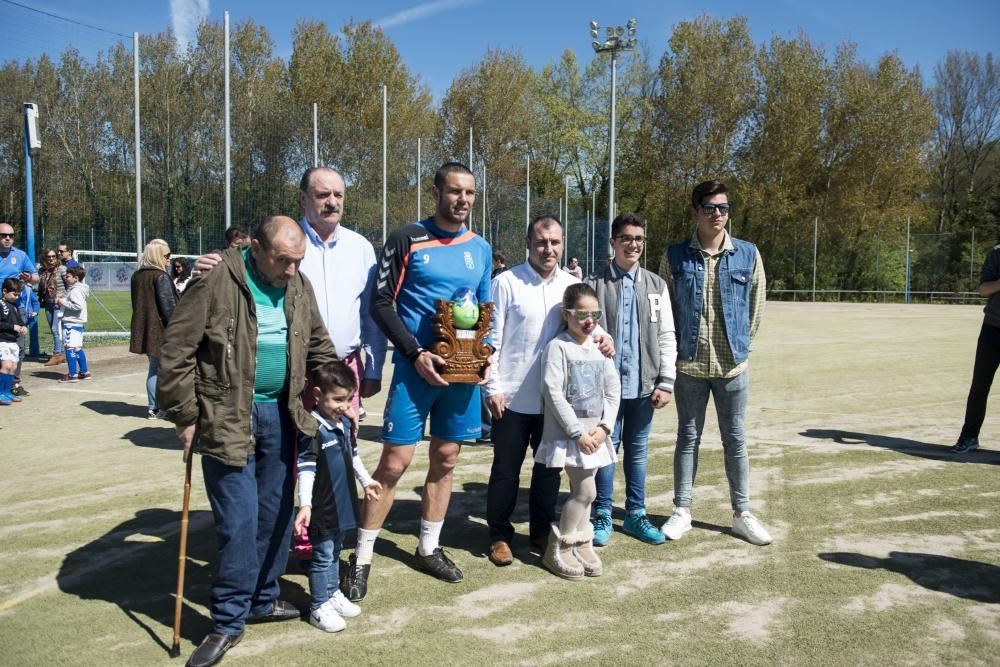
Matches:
[488,540,513,566]
[44,353,65,367]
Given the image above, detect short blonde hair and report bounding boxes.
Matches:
[140,239,170,270]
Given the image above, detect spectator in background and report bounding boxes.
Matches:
[492,250,509,279]
[565,257,583,280]
[58,242,80,269]
[224,225,251,250]
[13,279,39,396]
[171,257,192,293]
[953,243,1000,453]
[0,278,27,405]
[0,224,38,286]
[129,239,179,419]
[57,266,90,383]
[39,248,68,366]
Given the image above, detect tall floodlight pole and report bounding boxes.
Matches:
[525,156,531,260]
[417,137,422,219]
[590,18,636,260]
[468,126,474,231]
[312,102,319,167]
[382,84,387,247]
[23,103,41,356]
[811,216,818,302]
[905,216,911,304]
[591,187,597,272]
[482,163,487,243]
[564,175,570,260]
[133,32,142,260]
[224,11,231,229]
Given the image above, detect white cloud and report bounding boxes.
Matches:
[375,0,483,30]
[169,0,210,53]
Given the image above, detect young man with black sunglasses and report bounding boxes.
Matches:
[658,180,772,546]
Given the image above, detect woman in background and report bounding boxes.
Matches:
[129,239,178,419]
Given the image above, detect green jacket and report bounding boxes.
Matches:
[157,248,338,467]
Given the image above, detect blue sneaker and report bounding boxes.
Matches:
[623,510,666,545]
[592,510,612,547]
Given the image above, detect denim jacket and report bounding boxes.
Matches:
[666,237,757,364]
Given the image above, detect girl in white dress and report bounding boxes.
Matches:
[535,283,621,579]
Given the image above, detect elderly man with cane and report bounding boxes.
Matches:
[159,216,337,667]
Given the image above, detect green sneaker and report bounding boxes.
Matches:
[592,510,612,547]
[623,510,666,545]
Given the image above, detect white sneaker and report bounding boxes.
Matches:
[660,507,692,540]
[309,599,347,632]
[327,589,362,618]
[732,511,772,546]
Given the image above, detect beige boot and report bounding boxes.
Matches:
[572,526,603,577]
[542,524,584,581]
[45,353,65,367]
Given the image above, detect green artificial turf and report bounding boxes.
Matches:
[1,303,997,666]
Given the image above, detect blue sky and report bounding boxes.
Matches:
[3,0,998,101]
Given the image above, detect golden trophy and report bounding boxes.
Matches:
[430,295,495,383]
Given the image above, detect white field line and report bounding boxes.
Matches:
[49,387,141,397]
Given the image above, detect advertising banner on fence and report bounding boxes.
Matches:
[85,263,137,291]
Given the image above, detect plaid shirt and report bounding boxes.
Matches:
[659,231,765,379]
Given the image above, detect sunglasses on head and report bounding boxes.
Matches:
[567,309,603,321]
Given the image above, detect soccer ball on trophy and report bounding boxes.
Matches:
[450,288,480,329]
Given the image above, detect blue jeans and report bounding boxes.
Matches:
[308,534,345,610]
[146,355,159,411]
[673,371,751,513]
[594,395,654,515]
[45,308,63,354]
[201,402,296,636]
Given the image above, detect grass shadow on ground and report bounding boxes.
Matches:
[800,428,1000,465]
[57,508,216,654]
[81,400,149,419]
[818,551,1000,603]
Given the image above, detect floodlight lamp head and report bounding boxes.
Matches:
[627,18,637,29]
[24,102,41,151]
[592,40,602,51]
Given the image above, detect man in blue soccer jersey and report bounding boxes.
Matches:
[343,162,493,599]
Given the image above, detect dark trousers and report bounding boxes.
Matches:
[201,402,296,636]
[960,322,1000,440]
[486,409,561,543]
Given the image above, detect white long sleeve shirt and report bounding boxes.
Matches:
[298,219,387,380]
[485,261,581,414]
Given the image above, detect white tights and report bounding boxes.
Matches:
[559,465,597,534]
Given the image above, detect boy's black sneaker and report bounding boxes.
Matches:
[414,547,463,583]
[340,553,370,602]
[11,384,28,397]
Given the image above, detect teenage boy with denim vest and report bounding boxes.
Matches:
[587,213,677,546]
[658,180,772,546]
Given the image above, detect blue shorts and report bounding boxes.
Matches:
[382,361,481,445]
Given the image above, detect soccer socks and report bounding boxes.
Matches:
[355,528,380,565]
[76,349,89,374]
[418,519,444,557]
[0,373,12,396]
[66,348,79,377]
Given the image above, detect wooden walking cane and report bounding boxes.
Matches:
[169,450,194,658]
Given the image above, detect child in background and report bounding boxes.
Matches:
[57,266,90,383]
[535,283,621,580]
[12,279,39,396]
[294,360,382,633]
[0,278,28,405]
